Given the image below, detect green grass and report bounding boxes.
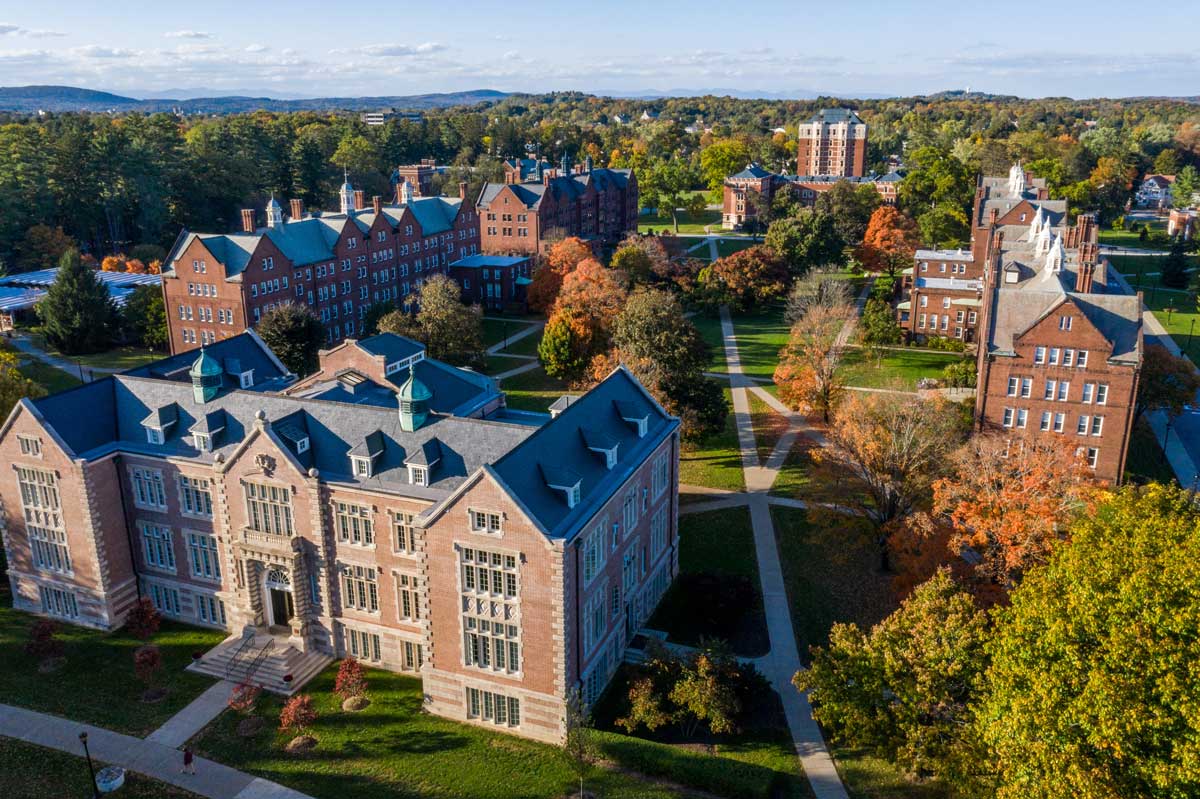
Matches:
[831,745,952,799]
[1124,418,1178,485]
[482,317,538,348]
[837,348,964,391]
[679,386,745,493]
[499,327,543,357]
[194,664,796,799]
[638,208,722,235]
[1141,288,1200,362]
[731,305,789,379]
[690,311,728,373]
[748,389,788,462]
[25,331,162,370]
[1098,221,1168,250]
[499,366,573,413]
[0,605,225,736]
[0,738,202,799]
[771,507,897,663]
[715,238,758,259]
[1112,254,1199,283]
[648,506,768,656]
[17,357,84,393]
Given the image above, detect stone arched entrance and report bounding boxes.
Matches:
[263,567,294,629]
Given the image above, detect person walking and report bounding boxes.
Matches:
[181,746,196,775]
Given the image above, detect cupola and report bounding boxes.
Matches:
[266,196,283,228]
[189,347,223,404]
[397,366,432,432]
[340,172,354,215]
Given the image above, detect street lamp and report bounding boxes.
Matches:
[79,731,100,799]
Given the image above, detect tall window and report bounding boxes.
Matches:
[650,507,667,555]
[179,476,213,517]
[622,488,639,534]
[39,585,78,619]
[18,435,41,457]
[396,573,420,620]
[196,594,226,626]
[187,532,220,580]
[147,582,181,616]
[244,483,293,536]
[460,547,520,673]
[393,511,416,553]
[141,522,175,572]
[345,627,381,661]
[583,522,606,584]
[583,586,608,654]
[466,687,520,727]
[335,502,373,545]
[651,452,670,499]
[131,467,167,511]
[18,467,69,573]
[341,564,378,612]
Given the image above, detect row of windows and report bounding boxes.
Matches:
[1002,407,1107,437]
[466,687,520,727]
[1004,378,1109,405]
[1033,346,1089,368]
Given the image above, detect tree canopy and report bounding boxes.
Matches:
[256,302,326,376]
[36,248,117,354]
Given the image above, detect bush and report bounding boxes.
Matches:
[133,644,163,687]
[228,682,262,715]
[280,694,318,733]
[124,598,161,640]
[25,619,63,660]
[923,335,967,352]
[334,658,368,700]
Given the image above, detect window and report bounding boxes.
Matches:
[141,522,176,572]
[1016,409,1028,429]
[463,616,520,674]
[1021,377,1032,398]
[460,547,520,673]
[178,476,212,517]
[341,564,379,612]
[17,467,68,573]
[346,627,381,662]
[650,507,667,555]
[584,587,608,653]
[18,435,41,457]
[1002,408,1014,428]
[244,482,293,536]
[919,295,928,308]
[396,573,420,620]
[196,594,226,626]
[1044,380,1055,401]
[131,467,167,511]
[187,532,220,580]
[1091,416,1104,436]
[1086,447,1099,469]
[1059,315,1073,331]
[583,522,607,584]
[1007,377,1018,396]
[39,585,78,619]
[1096,384,1108,405]
[1054,413,1065,433]
[466,687,520,727]
[408,465,428,486]
[1034,346,1046,364]
[1058,381,1070,402]
[1077,415,1089,435]
[393,511,416,554]
[622,489,639,534]
[1049,348,1061,366]
[1078,350,1088,368]
[469,509,502,535]
[1082,383,1095,404]
[147,582,181,616]
[402,641,423,671]
[1063,349,1074,367]
[335,502,374,545]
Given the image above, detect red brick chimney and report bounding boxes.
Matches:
[289,198,304,220]
[989,207,999,227]
[240,208,255,233]
[372,195,382,214]
[1075,261,1095,293]
[459,181,468,200]
[394,179,405,205]
[353,190,365,211]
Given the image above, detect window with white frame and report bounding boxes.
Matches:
[1021,377,1032,398]
[1091,416,1104,436]
[335,502,373,545]
[187,531,220,580]
[195,594,226,626]
[396,573,420,620]
[1078,350,1088,368]
[18,467,69,573]
[1077,415,1089,435]
[584,586,608,653]
[402,640,423,671]
[622,488,639,534]
[39,584,78,619]
[341,564,378,612]
[583,522,607,584]
[1007,377,1018,396]
[17,435,41,457]
[1096,383,1108,405]
[650,507,667,555]
[465,686,519,727]
[651,452,669,499]
[141,522,176,572]
[1054,412,1065,433]
[408,465,428,486]
[393,511,416,554]
[469,509,502,535]
[1016,409,1027,429]
[131,467,167,511]
[244,482,293,536]
[1040,411,1052,432]
[147,582,181,616]
[461,547,518,598]
[463,616,520,673]
[345,627,381,662]
[1086,447,1099,469]
[178,476,212,517]
[460,547,520,673]
[1034,346,1046,364]
[1002,408,1014,428]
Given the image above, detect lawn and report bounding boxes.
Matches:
[499,366,573,413]
[18,357,84,394]
[649,506,768,656]
[498,326,543,358]
[1112,254,1199,284]
[837,348,964,391]
[831,745,952,799]
[679,386,745,493]
[481,317,539,349]
[638,207,722,236]
[748,389,789,462]
[25,331,163,370]
[1141,289,1200,362]
[194,664,800,799]
[1098,220,1168,250]
[690,311,728,373]
[731,305,789,379]
[0,738,202,799]
[0,605,225,736]
[482,354,531,375]
[715,238,758,259]
[1125,418,1178,485]
[771,507,897,663]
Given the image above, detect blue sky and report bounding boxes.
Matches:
[0,0,1194,99]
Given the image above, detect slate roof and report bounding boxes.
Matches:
[450,254,531,269]
[123,331,291,391]
[504,158,552,182]
[491,367,678,539]
[357,333,424,363]
[477,169,633,211]
[729,163,774,180]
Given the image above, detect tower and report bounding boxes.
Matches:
[189,347,223,404]
[340,171,354,215]
[397,367,432,432]
[1008,162,1026,198]
[266,196,283,228]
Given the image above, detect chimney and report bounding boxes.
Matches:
[372,195,382,215]
[240,208,255,233]
[458,181,468,200]
[1075,261,1095,294]
[505,170,516,185]
[988,207,999,227]
[543,170,552,186]
[289,198,304,220]
[353,190,365,211]
[394,178,405,205]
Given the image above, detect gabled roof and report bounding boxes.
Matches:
[729,162,775,180]
[358,333,424,363]
[123,331,291,391]
[477,168,633,211]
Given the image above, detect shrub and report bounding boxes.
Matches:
[133,644,163,687]
[334,658,368,700]
[124,597,161,640]
[228,682,262,715]
[923,335,967,352]
[25,619,63,660]
[280,694,318,733]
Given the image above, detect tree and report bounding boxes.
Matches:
[256,302,325,376]
[699,139,752,192]
[857,206,921,277]
[359,300,395,338]
[1173,165,1199,208]
[670,651,741,738]
[121,285,167,351]
[795,569,988,784]
[763,210,845,277]
[563,688,600,799]
[773,303,854,422]
[391,274,486,367]
[133,644,163,693]
[856,297,902,357]
[697,245,787,311]
[228,682,262,715]
[330,133,379,176]
[618,675,673,733]
[1135,344,1200,427]
[784,272,854,325]
[279,694,318,734]
[0,349,44,418]
[37,248,117,354]
[611,240,654,284]
[1161,238,1190,288]
[527,237,592,312]
[17,224,75,272]
[979,485,1200,799]
[814,180,883,244]
[916,204,970,249]
[1153,148,1182,176]
[124,597,161,640]
[334,657,368,700]
[897,146,974,238]
[539,310,594,382]
[642,158,694,233]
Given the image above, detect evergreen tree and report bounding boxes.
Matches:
[1162,239,1189,288]
[36,248,116,354]
[121,285,167,351]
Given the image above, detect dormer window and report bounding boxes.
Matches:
[295,437,310,454]
[614,401,649,438]
[540,463,582,509]
[569,485,581,508]
[408,465,428,486]
[239,371,254,389]
[353,456,372,478]
[193,433,211,451]
[147,428,165,445]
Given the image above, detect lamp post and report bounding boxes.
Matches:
[1189,318,1196,354]
[79,731,100,799]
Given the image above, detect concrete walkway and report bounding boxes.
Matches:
[146,680,238,748]
[715,305,849,799]
[492,359,542,381]
[8,333,119,381]
[485,319,543,355]
[0,703,313,799]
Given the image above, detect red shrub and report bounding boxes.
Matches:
[125,598,161,640]
[25,619,63,659]
[334,658,368,700]
[133,644,163,687]
[279,694,317,733]
[228,682,262,715]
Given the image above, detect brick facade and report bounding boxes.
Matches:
[796,108,869,178]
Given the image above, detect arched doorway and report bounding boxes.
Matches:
[263,567,294,629]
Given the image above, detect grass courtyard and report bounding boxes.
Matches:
[1141,289,1200,362]
[0,605,225,736]
[496,366,573,413]
[0,738,202,799]
[637,207,722,236]
[679,387,745,494]
[837,347,966,391]
[731,305,789,380]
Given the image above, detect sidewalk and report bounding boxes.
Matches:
[0,703,313,799]
[146,680,238,748]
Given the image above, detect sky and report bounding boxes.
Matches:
[0,0,1195,100]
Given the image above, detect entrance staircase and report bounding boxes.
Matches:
[188,627,331,696]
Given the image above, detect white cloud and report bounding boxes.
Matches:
[0,24,20,35]
[72,45,137,59]
[349,42,447,57]
[0,23,63,37]
[164,30,210,39]
[245,43,268,53]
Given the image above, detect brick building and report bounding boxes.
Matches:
[477,155,638,255]
[162,177,480,354]
[897,248,984,342]
[721,163,901,230]
[447,254,533,311]
[796,108,869,178]
[0,331,681,743]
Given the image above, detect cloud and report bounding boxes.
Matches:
[0,24,19,35]
[164,30,210,39]
[349,42,447,57]
[0,23,62,37]
[244,43,268,53]
[72,45,137,59]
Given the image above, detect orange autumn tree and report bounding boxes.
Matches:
[124,258,147,274]
[101,254,128,272]
[773,302,855,422]
[527,237,592,312]
[856,206,921,277]
[538,257,629,384]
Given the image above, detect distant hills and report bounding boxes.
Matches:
[0,85,511,113]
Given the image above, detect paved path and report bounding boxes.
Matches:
[0,703,313,799]
[485,319,543,355]
[8,333,119,381]
[492,359,542,381]
[146,680,238,748]
[714,305,849,799]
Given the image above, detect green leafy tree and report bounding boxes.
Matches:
[611,241,655,284]
[563,688,600,799]
[330,132,380,176]
[121,285,167,351]
[980,485,1200,799]
[642,158,696,233]
[670,650,741,738]
[256,302,325,376]
[699,138,751,192]
[381,274,485,367]
[763,210,845,277]
[857,297,902,359]
[1153,148,1182,175]
[1173,165,1199,208]
[538,310,591,381]
[0,349,44,415]
[814,180,883,244]
[36,248,117,354]
[916,204,970,249]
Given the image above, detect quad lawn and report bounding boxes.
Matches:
[748,389,789,462]
[638,207,722,236]
[194,664,807,799]
[1141,289,1200,362]
[25,331,163,370]
[715,238,758,258]
[679,386,745,494]
[1098,219,1168,250]
[498,366,573,413]
[0,605,225,736]
[0,340,84,394]
[1111,253,1199,283]
[497,326,543,357]
[0,738,202,799]
[1125,418,1178,485]
[481,317,539,348]
[649,506,768,656]
[482,354,533,375]
[731,305,789,379]
[831,745,952,799]
[690,311,728,373]
[837,347,964,391]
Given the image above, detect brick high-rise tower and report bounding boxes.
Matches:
[796,108,868,177]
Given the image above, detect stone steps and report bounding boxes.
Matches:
[189,632,332,696]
